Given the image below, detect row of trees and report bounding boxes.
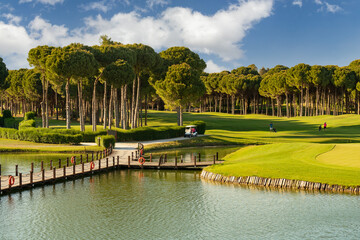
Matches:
[1,37,360,132]
[0,37,206,131]
[201,62,360,118]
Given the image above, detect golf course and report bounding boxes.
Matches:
[144,111,360,187]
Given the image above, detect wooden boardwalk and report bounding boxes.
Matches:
[0,147,221,195]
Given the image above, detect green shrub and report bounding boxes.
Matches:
[4,117,19,129]
[190,121,206,134]
[24,111,36,120]
[2,110,12,118]
[97,135,115,148]
[83,130,107,142]
[115,126,185,142]
[19,119,36,130]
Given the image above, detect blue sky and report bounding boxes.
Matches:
[0,0,359,72]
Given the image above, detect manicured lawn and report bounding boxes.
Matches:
[206,143,360,186]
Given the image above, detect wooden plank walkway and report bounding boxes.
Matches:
[0,147,221,195]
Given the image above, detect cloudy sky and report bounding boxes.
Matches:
[0,0,359,72]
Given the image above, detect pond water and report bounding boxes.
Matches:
[0,153,83,176]
[1,146,360,239]
[1,169,360,239]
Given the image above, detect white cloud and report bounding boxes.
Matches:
[81,1,110,13]
[0,0,274,69]
[292,0,302,7]
[324,2,342,13]
[147,0,169,8]
[314,0,322,4]
[2,14,22,25]
[205,60,228,73]
[19,0,64,5]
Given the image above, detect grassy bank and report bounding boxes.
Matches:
[206,143,360,187]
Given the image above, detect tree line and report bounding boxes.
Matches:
[1,36,360,132]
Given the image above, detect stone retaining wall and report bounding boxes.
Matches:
[200,170,360,194]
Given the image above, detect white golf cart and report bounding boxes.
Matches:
[184,125,198,138]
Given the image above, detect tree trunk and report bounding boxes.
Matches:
[226,95,229,114]
[179,106,183,126]
[177,107,180,125]
[285,93,289,118]
[231,95,235,114]
[92,77,99,131]
[115,88,119,128]
[41,76,46,128]
[145,94,148,126]
[271,98,275,116]
[131,76,136,128]
[103,81,107,129]
[300,86,303,117]
[66,78,71,129]
[108,85,114,130]
[77,81,85,132]
[219,94,223,113]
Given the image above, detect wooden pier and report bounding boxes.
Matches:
[0,147,221,196]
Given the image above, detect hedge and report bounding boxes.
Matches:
[19,120,36,130]
[97,135,115,148]
[24,111,36,120]
[115,126,185,142]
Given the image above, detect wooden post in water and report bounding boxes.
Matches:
[213,155,216,164]
[175,156,177,169]
[194,156,197,167]
[198,153,201,162]
[15,165,18,176]
[128,156,130,168]
[63,166,66,178]
[113,157,115,168]
[181,155,183,163]
[41,161,44,171]
[59,159,61,168]
[117,156,119,167]
[19,173,22,187]
[73,160,76,175]
[30,171,33,185]
[53,167,56,180]
[50,160,53,170]
[99,158,101,170]
[31,163,34,172]
[150,153,152,162]
[106,158,109,169]
[42,169,45,182]
[82,162,84,174]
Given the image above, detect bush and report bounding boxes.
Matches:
[115,126,185,142]
[19,119,36,130]
[97,135,115,148]
[83,130,107,142]
[190,121,206,134]
[2,110,12,119]
[24,111,36,120]
[4,117,19,129]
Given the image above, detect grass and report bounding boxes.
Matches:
[0,138,103,153]
[206,143,360,186]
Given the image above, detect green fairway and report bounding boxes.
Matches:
[206,143,360,186]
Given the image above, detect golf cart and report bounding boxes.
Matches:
[184,125,198,138]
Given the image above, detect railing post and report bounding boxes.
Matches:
[113,157,115,168]
[31,162,34,172]
[50,160,53,170]
[15,165,18,176]
[99,158,101,170]
[82,162,84,174]
[128,156,130,168]
[216,152,218,161]
[132,152,133,161]
[19,173,22,187]
[73,160,76,175]
[198,153,201,162]
[117,156,119,167]
[181,155,183,163]
[213,155,216,164]
[175,156,177,169]
[41,161,44,171]
[63,166,66,178]
[67,157,69,167]
[42,169,45,182]
[30,171,33,185]
[165,154,167,163]
[194,156,197,167]
[106,158,109,169]
[53,167,56,180]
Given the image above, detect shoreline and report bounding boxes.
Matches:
[200,170,360,194]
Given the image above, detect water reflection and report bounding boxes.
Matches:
[0,169,360,239]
